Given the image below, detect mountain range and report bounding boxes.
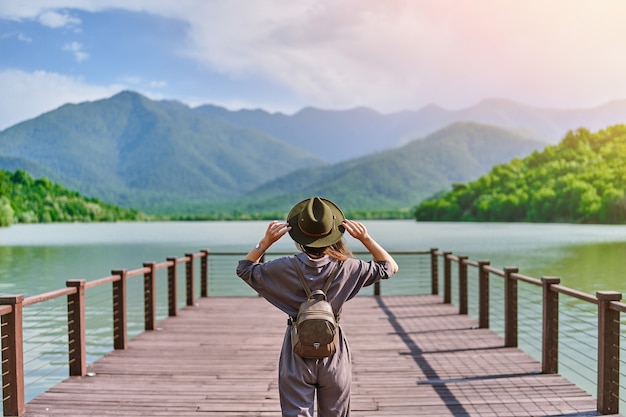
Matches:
[0,91,623,216]
[197,98,626,162]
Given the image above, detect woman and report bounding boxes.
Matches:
[236,196,398,417]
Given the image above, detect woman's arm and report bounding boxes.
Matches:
[243,221,291,263]
[342,219,399,273]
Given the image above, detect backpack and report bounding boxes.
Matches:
[289,257,341,359]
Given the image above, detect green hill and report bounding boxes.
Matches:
[219,122,543,216]
[195,98,626,162]
[0,89,546,218]
[415,125,626,223]
[0,169,147,227]
[0,91,323,214]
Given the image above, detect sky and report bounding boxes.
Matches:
[1,0,626,131]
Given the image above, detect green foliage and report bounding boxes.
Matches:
[0,90,546,217]
[166,208,413,221]
[0,91,324,215]
[414,125,626,224]
[0,169,149,227]
[230,122,543,215]
[0,196,15,226]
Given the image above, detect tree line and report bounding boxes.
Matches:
[414,124,626,224]
[0,169,148,227]
[0,168,413,227]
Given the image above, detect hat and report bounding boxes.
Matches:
[287,197,345,248]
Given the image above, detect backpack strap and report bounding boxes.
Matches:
[289,257,343,325]
[290,256,312,298]
[290,256,341,298]
[322,262,340,294]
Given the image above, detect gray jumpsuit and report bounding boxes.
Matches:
[236,252,394,417]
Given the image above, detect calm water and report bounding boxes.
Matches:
[0,220,625,405]
[2,220,625,296]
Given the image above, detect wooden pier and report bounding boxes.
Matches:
[23,295,616,417]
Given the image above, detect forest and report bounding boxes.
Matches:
[415,124,626,224]
[0,169,148,227]
[4,124,625,227]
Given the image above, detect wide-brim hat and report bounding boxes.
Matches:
[287,197,345,248]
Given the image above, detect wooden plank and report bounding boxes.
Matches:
[23,295,619,416]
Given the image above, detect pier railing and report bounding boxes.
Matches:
[0,248,623,416]
[434,249,625,416]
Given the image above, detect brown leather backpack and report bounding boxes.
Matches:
[289,257,341,358]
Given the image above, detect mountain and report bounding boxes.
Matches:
[2,90,619,217]
[194,99,626,162]
[415,124,626,224]
[227,122,544,214]
[194,105,400,164]
[0,91,323,214]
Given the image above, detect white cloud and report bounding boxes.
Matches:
[63,41,89,62]
[38,10,81,28]
[175,1,477,110]
[17,32,32,42]
[0,32,32,42]
[3,0,468,112]
[3,0,626,116]
[186,0,626,111]
[0,1,118,20]
[0,69,124,131]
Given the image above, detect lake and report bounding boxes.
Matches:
[0,220,625,405]
[2,220,625,296]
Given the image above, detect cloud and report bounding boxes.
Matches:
[5,1,531,112]
[38,10,81,28]
[175,0,626,111]
[179,1,431,110]
[3,0,626,120]
[0,69,123,130]
[63,41,89,62]
[0,32,32,42]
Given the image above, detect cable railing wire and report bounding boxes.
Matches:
[619,324,626,410]
[0,248,623,417]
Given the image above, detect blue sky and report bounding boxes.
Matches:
[1,1,626,131]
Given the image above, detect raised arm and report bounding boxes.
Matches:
[243,221,291,263]
[341,219,399,273]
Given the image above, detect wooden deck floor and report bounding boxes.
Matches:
[24,295,617,416]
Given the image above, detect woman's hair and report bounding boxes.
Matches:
[298,239,353,261]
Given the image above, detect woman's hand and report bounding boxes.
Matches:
[244,221,291,263]
[341,219,399,273]
[261,221,291,248]
[341,219,370,243]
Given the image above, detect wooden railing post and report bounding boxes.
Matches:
[478,260,490,329]
[112,269,128,350]
[200,249,210,298]
[504,267,519,348]
[596,290,622,415]
[458,256,468,314]
[185,253,195,306]
[66,280,86,377]
[143,262,157,331]
[541,276,560,374]
[167,257,178,317]
[443,252,452,304]
[430,248,439,295]
[0,295,25,417]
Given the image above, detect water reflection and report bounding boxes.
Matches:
[542,241,626,294]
